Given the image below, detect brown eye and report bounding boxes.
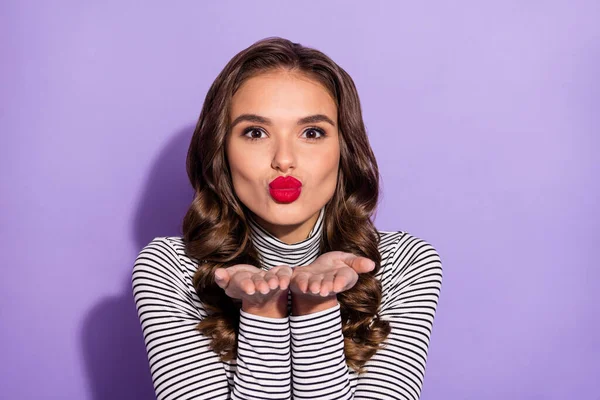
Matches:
[242,127,267,140]
[302,127,326,140]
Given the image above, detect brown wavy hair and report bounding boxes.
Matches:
[182,36,390,373]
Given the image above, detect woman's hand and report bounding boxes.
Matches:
[214,264,293,317]
[290,251,376,297]
[290,252,375,316]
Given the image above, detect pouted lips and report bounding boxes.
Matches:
[269,176,302,203]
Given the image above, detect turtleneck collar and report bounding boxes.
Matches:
[248,207,325,270]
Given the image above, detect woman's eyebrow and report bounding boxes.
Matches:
[230,114,270,128]
[298,114,336,127]
[230,114,336,128]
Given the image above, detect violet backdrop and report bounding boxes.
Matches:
[1,1,598,399]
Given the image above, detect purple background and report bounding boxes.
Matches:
[1,1,598,399]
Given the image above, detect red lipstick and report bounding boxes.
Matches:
[269,176,302,203]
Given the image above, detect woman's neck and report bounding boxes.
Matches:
[250,209,322,245]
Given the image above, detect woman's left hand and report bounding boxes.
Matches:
[290,251,375,297]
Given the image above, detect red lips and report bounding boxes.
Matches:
[269,176,302,203]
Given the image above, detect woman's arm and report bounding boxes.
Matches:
[235,309,291,399]
[289,298,350,399]
[286,252,373,399]
[287,234,443,400]
[132,237,292,400]
[354,235,443,400]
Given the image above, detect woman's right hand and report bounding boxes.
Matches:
[214,264,293,317]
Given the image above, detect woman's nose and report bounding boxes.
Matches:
[271,137,296,172]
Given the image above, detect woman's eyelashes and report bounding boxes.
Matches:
[301,127,327,141]
[242,127,267,141]
[241,126,327,142]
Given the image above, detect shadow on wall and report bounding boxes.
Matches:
[81,124,196,400]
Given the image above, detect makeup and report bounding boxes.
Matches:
[268,176,302,203]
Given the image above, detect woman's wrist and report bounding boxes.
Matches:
[241,291,288,318]
[291,293,338,316]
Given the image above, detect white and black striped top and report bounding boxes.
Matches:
[132,207,443,400]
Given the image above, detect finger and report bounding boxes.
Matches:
[320,273,335,296]
[357,257,376,272]
[252,273,270,295]
[226,264,261,275]
[332,267,358,292]
[238,275,256,296]
[276,268,291,290]
[263,271,280,290]
[272,265,293,277]
[214,268,230,289]
[220,264,261,294]
[340,253,375,273]
[308,274,324,295]
[291,271,310,293]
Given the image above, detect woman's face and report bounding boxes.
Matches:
[226,69,340,244]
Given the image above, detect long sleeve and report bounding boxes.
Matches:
[234,310,291,399]
[132,237,292,400]
[355,234,443,400]
[287,232,443,400]
[289,303,349,399]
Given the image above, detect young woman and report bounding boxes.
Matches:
[132,37,443,400]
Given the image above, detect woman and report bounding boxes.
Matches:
[132,37,443,400]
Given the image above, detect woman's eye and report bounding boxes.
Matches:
[243,128,266,140]
[302,128,326,140]
[242,127,326,141]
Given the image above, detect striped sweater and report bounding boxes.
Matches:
[132,207,443,399]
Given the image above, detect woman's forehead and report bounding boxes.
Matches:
[230,70,337,123]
